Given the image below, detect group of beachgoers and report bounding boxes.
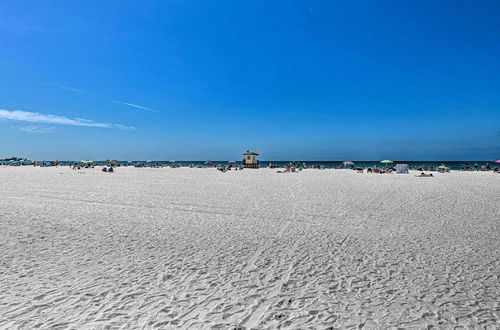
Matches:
[1,159,500,173]
[216,163,243,172]
[342,162,495,172]
[69,164,113,173]
[460,162,494,171]
[276,163,304,173]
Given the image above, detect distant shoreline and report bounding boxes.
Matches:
[2,159,498,172]
[1,159,497,162]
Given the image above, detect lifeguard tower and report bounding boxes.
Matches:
[242,150,259,168]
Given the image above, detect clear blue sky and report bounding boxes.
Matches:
[1,0,499,160]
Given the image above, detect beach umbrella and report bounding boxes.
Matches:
[438,165,450,170]
[380,159,393,168]
[495,160,500,163]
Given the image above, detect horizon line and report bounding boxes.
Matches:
[3,159,497,162]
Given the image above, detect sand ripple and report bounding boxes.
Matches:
[0,167,499,329]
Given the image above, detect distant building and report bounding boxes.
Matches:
[242,150,259,168]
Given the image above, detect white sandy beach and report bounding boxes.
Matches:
[0,166,499,329]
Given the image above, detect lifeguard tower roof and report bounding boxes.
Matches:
[243,151,259,156]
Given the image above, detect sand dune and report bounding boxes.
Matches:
[0,167,499,329]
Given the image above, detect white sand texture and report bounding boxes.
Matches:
[1,166,499,329]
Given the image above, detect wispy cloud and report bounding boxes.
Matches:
[113,101,161,113]
[46,83,84,93]
[0,109,134,130]
[20,125,55,134]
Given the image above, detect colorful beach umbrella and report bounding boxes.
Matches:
[495,160,500,163]
[438,165,450,170]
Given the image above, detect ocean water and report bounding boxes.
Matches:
[11,160,497,170]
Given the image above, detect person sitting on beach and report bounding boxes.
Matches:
[416,172,433,177]
[102,167,107,172]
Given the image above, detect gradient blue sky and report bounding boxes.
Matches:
[1,0,499,160]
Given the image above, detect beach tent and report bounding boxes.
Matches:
[395,164,409,174]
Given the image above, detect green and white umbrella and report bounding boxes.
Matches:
[380,159,393,168]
